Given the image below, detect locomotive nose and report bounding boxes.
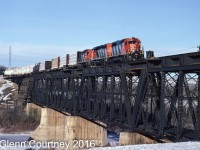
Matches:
[130,44,136,52]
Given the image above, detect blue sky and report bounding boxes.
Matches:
[0,0,200,67]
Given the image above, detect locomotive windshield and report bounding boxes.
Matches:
[128,41,137,44]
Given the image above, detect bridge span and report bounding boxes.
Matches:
[6,51,200,142]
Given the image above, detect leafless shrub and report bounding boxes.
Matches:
[0,106,40,133]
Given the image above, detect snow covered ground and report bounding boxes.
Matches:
[0,76,14,100]
[95,132,200,150]
[0,133,199,150]
[91,142,200,150]
[0,76,17,106]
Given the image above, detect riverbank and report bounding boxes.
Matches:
[0,76,40,133]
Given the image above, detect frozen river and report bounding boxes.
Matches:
[0,133,31,149]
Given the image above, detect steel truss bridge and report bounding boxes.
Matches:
[8,52,200,141]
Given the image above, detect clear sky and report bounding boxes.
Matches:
[0,0,199,67]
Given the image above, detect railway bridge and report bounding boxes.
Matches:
[6,51,200,143]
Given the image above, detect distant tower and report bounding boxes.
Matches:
[9,46,11,67]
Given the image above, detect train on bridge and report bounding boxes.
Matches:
[3,36,200,142]
[4,37,144,76]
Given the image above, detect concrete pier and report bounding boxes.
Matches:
[26,103,42,115]
[119,132,158,145]
[28,105,107,149]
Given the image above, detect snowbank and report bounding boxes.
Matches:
[91,142,200,150]
[0,78,15,101]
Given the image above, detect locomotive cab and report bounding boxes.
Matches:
[122,37,144,59]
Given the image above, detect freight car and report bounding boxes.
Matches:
[32,61,51,73]
[39,61,51,72]
[4,65,34,76]
[59,55,69,68]
[51,57,60,70]
[68,53,78,66]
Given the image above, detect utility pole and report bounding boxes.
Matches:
[9,46,11,68]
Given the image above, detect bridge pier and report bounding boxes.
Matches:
[30,105,107,149]
[26,103,42,115]
[119,132,158,145]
